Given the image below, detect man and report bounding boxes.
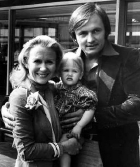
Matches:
[1,2,140,167]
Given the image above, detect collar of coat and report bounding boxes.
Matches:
[71,40,121,106]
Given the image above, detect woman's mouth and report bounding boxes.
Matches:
[38,73,48,78]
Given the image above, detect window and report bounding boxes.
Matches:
[126,2,140,48]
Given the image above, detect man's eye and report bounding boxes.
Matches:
[47,60,54,64]
[94,29,101,34]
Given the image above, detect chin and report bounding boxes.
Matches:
[37,80,48,84]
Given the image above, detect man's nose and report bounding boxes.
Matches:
[87,33,95,42]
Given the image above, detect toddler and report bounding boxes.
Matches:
[55,52,98,167]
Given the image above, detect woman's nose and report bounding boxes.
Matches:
[40,63,47,71]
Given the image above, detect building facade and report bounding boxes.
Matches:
[0,0,140,99]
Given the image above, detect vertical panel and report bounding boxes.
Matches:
[0,9,9,96]
[6,9,15,95]
[126,1,140,48]
[115,0,127,45]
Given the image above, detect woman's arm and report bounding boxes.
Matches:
[10,88,81,161]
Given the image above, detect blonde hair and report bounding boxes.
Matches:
[10,35,63,88]
[59,52,84,76]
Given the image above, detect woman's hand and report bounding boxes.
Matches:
[60,109,84,129]
[60,134,82,155]
[1,102,15,130]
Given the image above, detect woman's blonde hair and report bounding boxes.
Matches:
[10,35,63,88]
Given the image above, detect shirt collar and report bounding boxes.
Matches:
[76,40,119,70]
[102,40,119,56]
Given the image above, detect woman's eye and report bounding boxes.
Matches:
[34,59,41,63]
[79,31,87,36]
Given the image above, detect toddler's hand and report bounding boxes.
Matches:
[71,124,82,139]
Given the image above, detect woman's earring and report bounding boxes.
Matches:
[74,39,77,44]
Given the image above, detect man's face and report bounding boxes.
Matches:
[75,13,106,58]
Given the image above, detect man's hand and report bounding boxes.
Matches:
[60,109,84,129]
[1,102,15,130]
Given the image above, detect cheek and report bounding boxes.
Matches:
[76,37,84,47]
[99,32,106,42]
[50,65,56,74]
[28,68,34,77]
[27,63,36,75]
[75,35,82,45]
[100,37,105,47]
[61,72,65,78]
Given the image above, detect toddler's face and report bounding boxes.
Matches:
[61,59,82,88]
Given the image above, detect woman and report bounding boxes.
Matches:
[8,35,81,167]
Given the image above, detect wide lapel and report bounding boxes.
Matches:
[39,94,56,142]
[29,81,54,140]
[98,55,121,106]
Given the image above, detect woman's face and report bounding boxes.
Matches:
[26,45,56,84]
[75,13,106,58]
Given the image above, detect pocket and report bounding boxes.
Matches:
[72,140,103,167]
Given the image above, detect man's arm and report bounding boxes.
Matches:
[60,109,84,129]
[95,48,140,128]
[1,102,15,130]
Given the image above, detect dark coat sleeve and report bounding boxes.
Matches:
[96,48,140,128]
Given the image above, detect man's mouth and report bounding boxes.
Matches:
[87,43,98,48]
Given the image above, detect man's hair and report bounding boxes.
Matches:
[69,2,111,40]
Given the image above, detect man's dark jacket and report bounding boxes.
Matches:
[69,42,140,167]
